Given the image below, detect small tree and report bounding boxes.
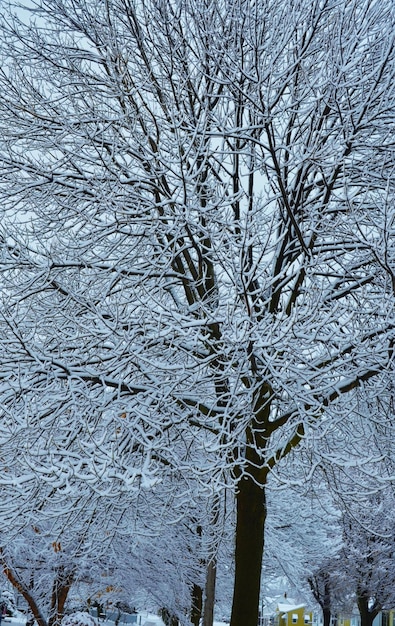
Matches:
[0,485,141,626]
[309,400,395,626]
[340,504,395,626]
[308,569,334,626]
[1,529,75,626]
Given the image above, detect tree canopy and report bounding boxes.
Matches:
[0,0,395,624]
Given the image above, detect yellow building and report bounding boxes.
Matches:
[275,602,313,626]
[374,611,395,626]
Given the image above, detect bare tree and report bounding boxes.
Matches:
[0,0,395,625]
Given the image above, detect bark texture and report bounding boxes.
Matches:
[230,477,266,626]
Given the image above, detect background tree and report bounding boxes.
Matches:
[308,568,334,626]
[0,494,103,626]
[261,384,395,626]
[262,457,343,618]
[0,1,395,626]
[337,498,395,626]
[0,427,216,626]
[302,385,395,626]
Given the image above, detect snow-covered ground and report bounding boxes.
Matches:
[3,615,28,626]
[3,612,229,626]
[102,614,229,626]
[124,615,228,626]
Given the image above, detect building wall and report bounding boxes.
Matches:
[276,606,313,626]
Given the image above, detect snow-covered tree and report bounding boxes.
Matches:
[338,495,395,626]
[257,451,344,625]
[0,410,222,626]
[299,386,395,626]
[0,0,395,625]
[319,418,395,626]
[0,481,140,626]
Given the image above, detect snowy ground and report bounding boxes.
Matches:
[3,612,229,626]
[101,614,229,626]
[3,615,27,626]
[3,617,27,626]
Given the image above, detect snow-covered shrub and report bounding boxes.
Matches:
[62,612,98,626]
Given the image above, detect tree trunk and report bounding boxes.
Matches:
[202,558,217,626]
[322,608,331,626]
[308,570,332,626]
[230,476,266,626]
[190,583,203,626]
[160,608,178,626]
[48,567,75,626]
[357,594,380,626]
[202,494,220,626]
[2,565,47,626]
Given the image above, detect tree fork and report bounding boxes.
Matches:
[357,592,380,626]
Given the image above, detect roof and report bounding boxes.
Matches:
[277,604,306,613]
